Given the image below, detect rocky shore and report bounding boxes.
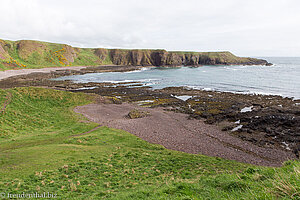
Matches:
[0,65,299,164]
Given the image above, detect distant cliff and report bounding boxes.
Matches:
[0,39,271,70]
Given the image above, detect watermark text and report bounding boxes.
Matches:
[0,192,57,199]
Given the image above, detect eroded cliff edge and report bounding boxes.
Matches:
[0,39,271,70]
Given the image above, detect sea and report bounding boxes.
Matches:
[55,57,300,99]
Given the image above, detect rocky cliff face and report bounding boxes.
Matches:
[0,39,271,70]
[62,44,79,63]
[108,49,270,66]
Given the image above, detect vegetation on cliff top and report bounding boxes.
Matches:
[0,87,299,199]
[0,39,269,70]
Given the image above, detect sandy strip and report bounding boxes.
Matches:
[0,66,88,80]
[75,102,295,167]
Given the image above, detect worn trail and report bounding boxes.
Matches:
[71,125,102,137]
[0,92,12,114]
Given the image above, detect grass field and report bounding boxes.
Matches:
[0,87,299,199]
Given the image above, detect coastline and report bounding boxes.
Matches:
[0,65,299,166]
[0,65,156,81]
[0,39,271,71]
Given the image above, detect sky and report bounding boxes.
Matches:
[0,0,299,57]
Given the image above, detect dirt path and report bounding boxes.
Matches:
[75,102,295,167]
[0,66,88,81]
[0,92,12,114]
[71,125,102,137]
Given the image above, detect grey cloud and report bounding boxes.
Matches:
[0,0,299,56]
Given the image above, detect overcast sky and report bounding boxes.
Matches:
[0,0,299,57]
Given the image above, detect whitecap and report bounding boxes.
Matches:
[232,125,243,132]
[174,95,193,101]
[240,106,253,113]
[123,67,152,73]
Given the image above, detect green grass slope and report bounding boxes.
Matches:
[0,87,299,199]
[0,39,111,70]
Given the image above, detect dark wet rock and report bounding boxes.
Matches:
[294,145,300,158]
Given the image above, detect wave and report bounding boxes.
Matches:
[185,85,214,91]
[100,78,159,84]
[123,67,153,73]
[184,85,292,98]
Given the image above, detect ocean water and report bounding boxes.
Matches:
[56,57,300,99]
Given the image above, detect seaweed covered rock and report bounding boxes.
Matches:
[127,109,150,119]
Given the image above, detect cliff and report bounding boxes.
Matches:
[0,39,271,70]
